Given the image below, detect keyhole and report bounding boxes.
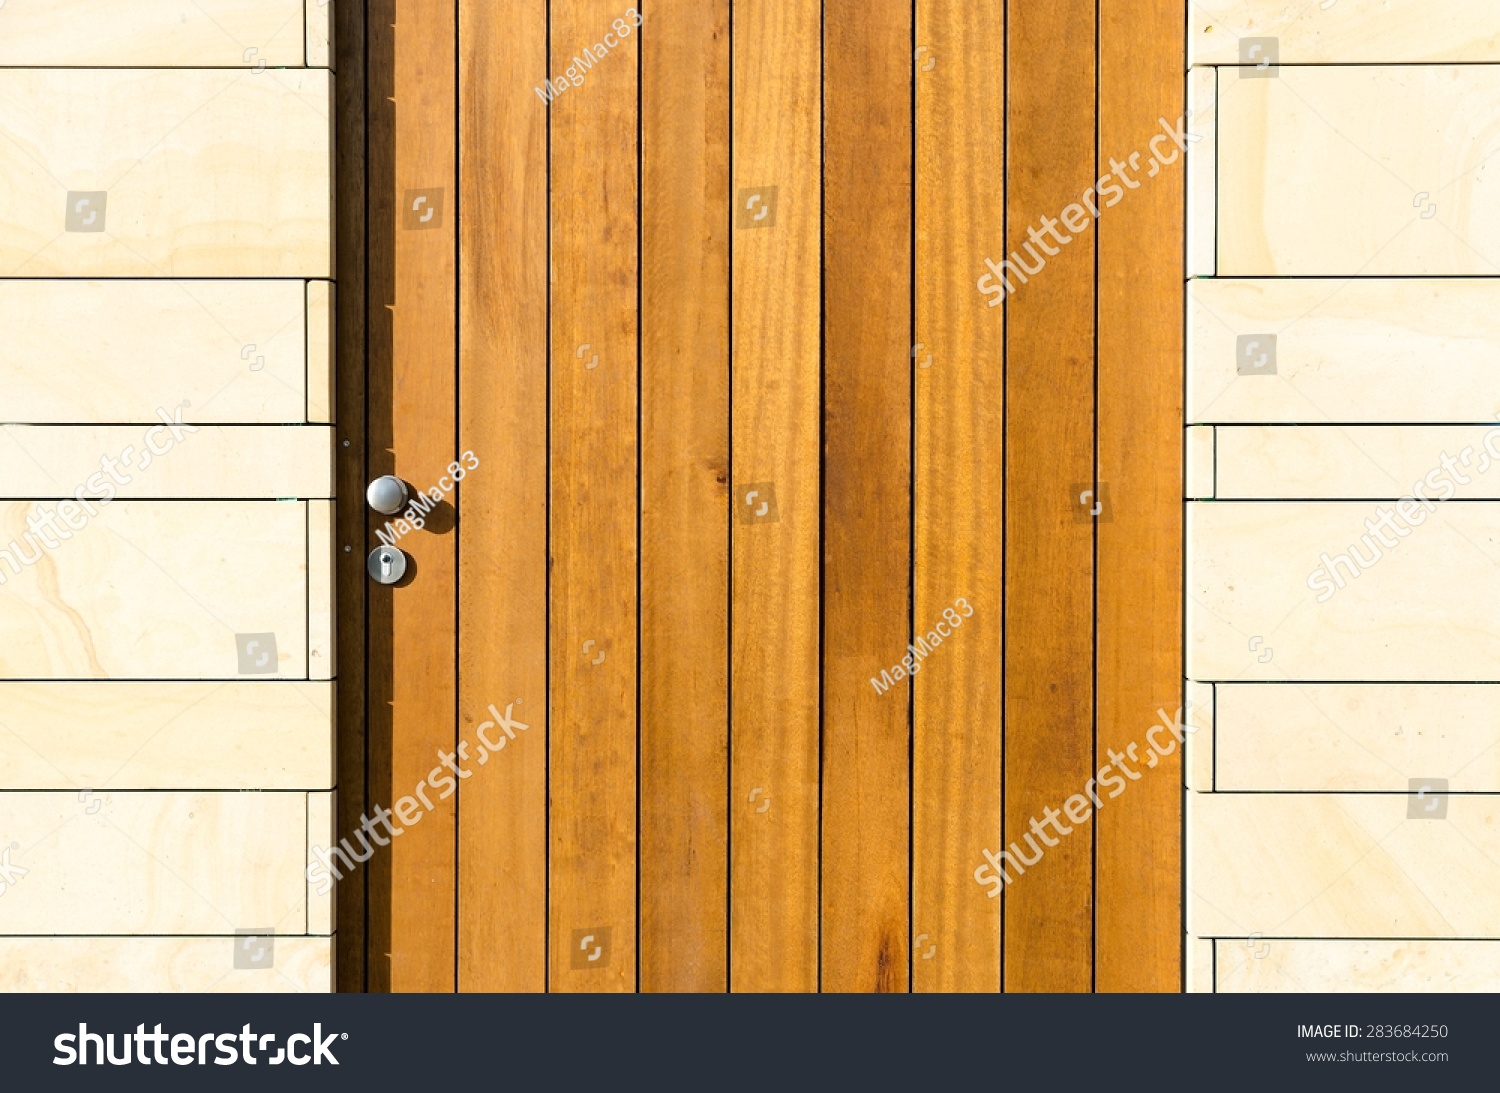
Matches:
[381,551,393,579]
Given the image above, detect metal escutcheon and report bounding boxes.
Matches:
[367,545,407,585]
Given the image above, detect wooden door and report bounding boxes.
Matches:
[0,1,337,991]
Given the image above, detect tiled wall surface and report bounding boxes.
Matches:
[1188,0,1500,991]
[0,1,335,991]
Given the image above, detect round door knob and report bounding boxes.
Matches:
[367,545,407,585]
[366,475,409,515]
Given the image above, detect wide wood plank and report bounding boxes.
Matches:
[548,0,639,993]
[640,0,730,993]
[1004,0,1096,992]
[379,0,457,992]
[912,0,1004,994]
[456,0,548,993]
[0,281,309,425]
[1097,0,1184,992]
[730,0,821,993]
[0,70,332,278]
[820,0,912,994]
[0,0,309,66]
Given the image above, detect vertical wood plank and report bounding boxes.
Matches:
[730,0,822,993]
[640,0,731,992]
[1004,0,1096,993]
[549,0,639,993]
[1096,0,1183,992]
[821,0,913,994]
[912,0,1005,993]
[382,0,457,992]
[334,0,368,993]
[456,0,549,992]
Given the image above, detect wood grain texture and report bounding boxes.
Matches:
[1004,0,1096,993]
[912,0,1004,994]
[456,0,548,993]
[821,0,912,995]
[1096,0,1184,993]
[548,0,639,993]
[381,0,457,992]
[729,0,822,993]
[640,0,731,993]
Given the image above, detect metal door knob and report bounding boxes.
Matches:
[368,545,407,585]
[366,475,409,515]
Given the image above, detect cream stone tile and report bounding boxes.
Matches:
[1215,683,1500,792]
[0,682,332,790]
[307,0,334,68]
[1190,0,1500,65]
[0,0,309,66]
[1188,792,1500,939]
[1185,680,1216,791]
[0,280,309,425]
[1218,66,1500,276]
[1187,425,1216,499]
[1217,938,1500,992]
[1187,66,1217,277]
[0,70,332,277]
[0,426,333,500]
[307,791,335,935]
[0,791,309,935]
[306,281,336,423]
[1188,279,1500,425]
[308,501,335,680]
[1187,937,1216,993]
[1215,426,1500,500]
[0,936,333,993]
[1187,501,1500,681]
[0,500,309,680]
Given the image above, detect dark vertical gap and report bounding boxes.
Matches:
[544,0,553,996]
[360,0,372,995]
[303,0,310,67]
[815,0,826,996]
[452,0,462,995]
[1090,0,1100,995]
[906,0,917,995]
[998,0,1008,997]
[725,0,735,996]
[634,0,644,996]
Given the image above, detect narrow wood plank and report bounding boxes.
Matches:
[821,0,912,995]
[1096,0,1184,993]
[912,0,1004,993]
[548,0,639,993]
[0,0,308,66]
[337,0,373,994]
[1004,0,1096,993]
[640,0,730,993]
[0,70,332,278]
[381,0,457,992]
[730,0,821,993]
[456,0,548,993]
